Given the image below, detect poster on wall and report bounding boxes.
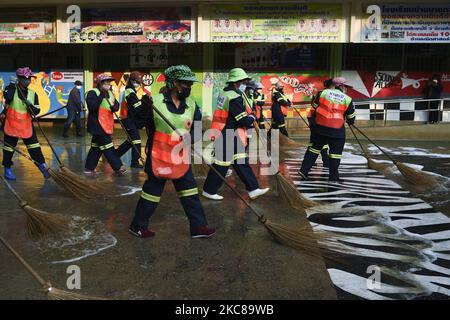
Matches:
[0,8,55,43]
[342,70,450,100]
[235,44,318,70]
[130,44,168,68]
[211,71,329,114]
[210,3,344,42]
[92,71,204,111]
[0,70,84,118]
[361,4,450,43]
[69,7,192,43]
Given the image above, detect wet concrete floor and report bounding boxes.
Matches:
[0,126,336,300]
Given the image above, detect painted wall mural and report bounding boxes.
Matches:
[0,70,84,118]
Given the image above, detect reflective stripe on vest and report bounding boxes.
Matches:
[4,87,35,139]
[89,88,115,135]
[151,94,196,180]
[315,89,352,129]
[278,92,289,116]
[210,89,240,141]
[119,88,135,119]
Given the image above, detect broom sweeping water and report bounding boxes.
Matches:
[0,174,70,239]
[349,125,391,172]
[0,235,105,299]
[1,140,107,202]
[16,85,107,201]
[151,104,331,254]
[352,124,439,188]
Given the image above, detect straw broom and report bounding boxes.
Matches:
[352,124,439,188]
[349,125,391,172]
[0,174,70,239]
[0,235,106,299]
[16,86,108,201]
[1,141,108,202]
[151,104,334,255]
[252,120,317,211]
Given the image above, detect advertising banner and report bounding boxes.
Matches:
[210,3,344,42]
[70,7,192,43]
[361,4,450,43]
[342,70,450,100]
[0,8,55,43]
[0,70,84,118]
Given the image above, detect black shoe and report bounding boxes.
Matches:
[130,162,144,169]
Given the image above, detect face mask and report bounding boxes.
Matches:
[248,89,254,96]
[133,82,141,88]
[433,80,438,84]
[19,78,31,88]
[102,84,111,91]
[238,83,246,93]
[177,87,191,99]
[76,85,82,90]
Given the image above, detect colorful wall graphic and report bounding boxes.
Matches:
[0,70,84,118]
[342,70,450,101]
[92,70,204,112]
[0,8,55,43]
[70,7,192,43]
[361,4,450,43]
[209,3,344,42]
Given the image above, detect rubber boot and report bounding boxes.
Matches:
[38,163,51,179]
[4,167,16,180]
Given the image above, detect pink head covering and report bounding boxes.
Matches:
[332,77,353,88]
[16,67,36,79]
[95,73,115,83]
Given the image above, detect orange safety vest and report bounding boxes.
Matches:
[210,89,247,147]
[151,94,196,180]
[315,89,352,129]
[4,86,36,139]
[272,90,289,116]
[119,88,137,119]
[89,88,116,135]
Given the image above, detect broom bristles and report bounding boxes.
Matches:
[396,162,439,188]
[45,285,107,300]
[276,173,318,211]
[263,219,346,260]
[48,167,109,202]
[23,204,71,239]
[279,133,302,148]
[367,157,391,172]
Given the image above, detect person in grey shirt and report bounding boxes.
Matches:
[63,80,84,137]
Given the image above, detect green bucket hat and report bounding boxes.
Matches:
[226,68,250,83]
[164,65,198,89]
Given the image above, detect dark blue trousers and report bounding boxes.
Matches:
[116,118,142,165]
[85,134,123,171]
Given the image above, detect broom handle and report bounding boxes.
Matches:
[151,103,265,221]
[0,174,25,204]
[16,85,63,166]
[0,235,47,287]
[292,106,310,128]
[352,125,397,164]
[36,105,67,119]
[102,92,145,163]
[349,125,369,159]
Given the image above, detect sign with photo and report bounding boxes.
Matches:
[0,8,55,43]
[69,7,192,43]
[209,3,344,42]
[361,4,450,43]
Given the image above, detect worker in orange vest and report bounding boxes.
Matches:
[298,77,355,182]
[129,65,215,239]
[84,73,127,176]
[115,71,145,169]
[1,67,50,180]
[271,79,290,136]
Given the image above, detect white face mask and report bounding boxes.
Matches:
[248,89,254,95]
[76,85,82,90]
[238,83,246,93]
[133,82,141,88]
[102,84,111,91]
